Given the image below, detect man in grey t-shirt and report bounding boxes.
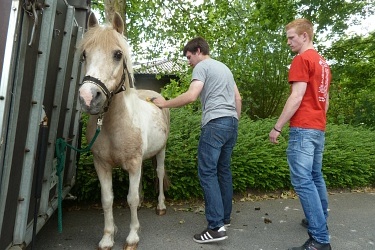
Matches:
[152,37,242,244]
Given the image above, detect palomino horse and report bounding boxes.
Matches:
[78,12,170,250]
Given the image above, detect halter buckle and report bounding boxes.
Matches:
[97,117,103,129]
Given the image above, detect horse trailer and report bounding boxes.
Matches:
[0,0,89,249]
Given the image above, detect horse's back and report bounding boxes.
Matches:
[136,89,162,100]
[136,89,170,127]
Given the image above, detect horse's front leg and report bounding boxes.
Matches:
[124,161,142,250]
[95,163,117,250]
[155,148,167,215]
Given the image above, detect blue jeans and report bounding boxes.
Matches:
[198,116,238,229]
[287,127,330,243]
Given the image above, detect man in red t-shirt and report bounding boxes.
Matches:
[269,18,332,250]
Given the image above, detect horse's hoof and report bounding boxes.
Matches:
[155,208,166,216]
[123,243,138,250]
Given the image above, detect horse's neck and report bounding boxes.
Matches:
[106,89,138,123]
[87,89,139,136]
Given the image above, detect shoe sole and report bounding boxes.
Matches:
[193,235,228,244]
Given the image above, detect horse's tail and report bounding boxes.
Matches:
[162,170,170,191]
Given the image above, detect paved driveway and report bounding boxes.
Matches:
[29,192,375,250]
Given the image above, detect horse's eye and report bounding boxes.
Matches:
[114,50,122,61]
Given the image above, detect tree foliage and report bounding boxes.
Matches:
[91,0,374,122]
[325,31,375,127]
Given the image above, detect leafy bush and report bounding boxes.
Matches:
[323,124,375,187]
[72,109,375,202]
[231,117,290,192]
[328,87,375,128]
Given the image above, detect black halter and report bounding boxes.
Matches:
[81,60,134,113]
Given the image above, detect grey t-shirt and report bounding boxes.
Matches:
[192,58,238,127]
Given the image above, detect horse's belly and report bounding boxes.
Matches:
[142,132,167,159]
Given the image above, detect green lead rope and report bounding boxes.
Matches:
[55,127,101,233]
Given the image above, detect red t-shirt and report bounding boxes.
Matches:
[288,49,331,131]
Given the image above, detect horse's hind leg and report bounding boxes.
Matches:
[155,148,167,215]
[124,162,142,249]
[138,166,144,208]
[95,164,117,250]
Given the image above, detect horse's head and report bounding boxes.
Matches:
[78,12,134,115]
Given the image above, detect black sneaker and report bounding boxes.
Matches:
[193,226,228,243]
[288,238,332,250]
[224,219,231,227]
[301,218,309,228]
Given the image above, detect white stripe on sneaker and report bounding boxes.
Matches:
[203,231,213,240]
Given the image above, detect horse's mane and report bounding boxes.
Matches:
[79,25,135,88]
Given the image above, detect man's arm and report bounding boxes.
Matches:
[325,92,329,114]
[234,84,242,119]
[152,80,203,108]
[269,81,307,144]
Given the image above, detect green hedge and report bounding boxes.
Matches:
[72,109,375,201]
[323,124,375,188]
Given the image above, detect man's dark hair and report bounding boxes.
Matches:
[183,37,210,56]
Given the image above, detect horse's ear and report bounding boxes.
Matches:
[112,12,124,34]
[88,12,99,29]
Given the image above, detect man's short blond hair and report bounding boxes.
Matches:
[286,18,314,41]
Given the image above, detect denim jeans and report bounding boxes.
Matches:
[198,116,238,229]
[287,127,330,243]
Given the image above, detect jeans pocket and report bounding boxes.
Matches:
[287,131,299,153]
[201,121,235,149]
[287,128,322,156]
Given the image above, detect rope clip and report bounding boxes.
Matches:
[97,118,103,129]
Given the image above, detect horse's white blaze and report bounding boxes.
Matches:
[78,12,170,250]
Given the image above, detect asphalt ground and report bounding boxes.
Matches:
[29,190,375,250]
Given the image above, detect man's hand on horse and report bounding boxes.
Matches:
[150,97,166,108]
